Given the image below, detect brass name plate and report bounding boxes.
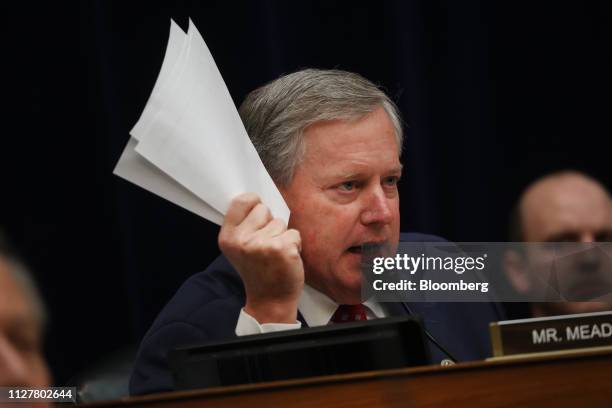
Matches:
[490,311,612,357]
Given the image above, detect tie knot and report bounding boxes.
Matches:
[331,304,368,323]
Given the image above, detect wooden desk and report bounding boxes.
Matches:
[85,348,612,407]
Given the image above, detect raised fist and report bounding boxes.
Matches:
[218,193,303,323]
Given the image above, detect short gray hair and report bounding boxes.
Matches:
[239,69,403,186]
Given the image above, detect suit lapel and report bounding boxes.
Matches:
[383,301,409,317]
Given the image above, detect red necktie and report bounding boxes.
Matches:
[331,304,368,323]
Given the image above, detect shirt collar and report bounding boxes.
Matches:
[298,284,385,327]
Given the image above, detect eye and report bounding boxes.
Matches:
[595,231,612,242]
[383,176,399,187]
[338,181,357,192]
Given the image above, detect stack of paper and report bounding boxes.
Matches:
[114,19,290,226]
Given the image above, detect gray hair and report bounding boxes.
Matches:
[239,69,404,186]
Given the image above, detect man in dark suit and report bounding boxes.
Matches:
[130,69,503,395]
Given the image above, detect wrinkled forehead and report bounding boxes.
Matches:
[301,108,401,163]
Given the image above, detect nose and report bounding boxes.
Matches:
[360,186,394,226]
[579,232,596,243]
[0,335,30,386]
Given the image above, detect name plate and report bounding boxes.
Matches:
[490,311,612,357]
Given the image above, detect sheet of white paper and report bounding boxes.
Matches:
[115,18,290,226]
[134,19,290,222]
[115,20,223,223]
[131,20,188,140]
[114,137,224,224]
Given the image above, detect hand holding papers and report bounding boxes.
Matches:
[114,19,290,226]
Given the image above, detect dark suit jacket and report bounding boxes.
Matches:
[130,233,504,395]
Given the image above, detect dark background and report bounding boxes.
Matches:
[2,0,610,383]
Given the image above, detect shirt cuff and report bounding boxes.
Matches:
[235,308,301,336]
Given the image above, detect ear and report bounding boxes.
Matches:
[503,249,532,295]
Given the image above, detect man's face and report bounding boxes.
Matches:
[0,259,49,388]
[520,175,612,315]
[280,107,401,304]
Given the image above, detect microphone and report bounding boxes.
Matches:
[401,302,459,363]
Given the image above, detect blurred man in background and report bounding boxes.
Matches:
[505,171,612,317]
[0,232,50,389]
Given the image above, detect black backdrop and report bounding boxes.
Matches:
[2,0,611,383]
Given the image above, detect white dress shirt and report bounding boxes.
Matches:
[235,284,386,336]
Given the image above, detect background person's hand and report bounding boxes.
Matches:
[218,193,303,323]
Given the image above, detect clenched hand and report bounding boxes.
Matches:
[218,193,303,323]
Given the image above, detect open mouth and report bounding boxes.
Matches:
[347,242,388,255]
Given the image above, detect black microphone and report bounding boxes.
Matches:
[401,302,459,363]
